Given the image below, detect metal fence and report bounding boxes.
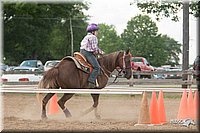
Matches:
[1,70,196,86]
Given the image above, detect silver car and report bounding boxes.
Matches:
[13,60,44,72]
[44,60,60,71]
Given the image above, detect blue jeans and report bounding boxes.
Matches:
[80,49,100,84]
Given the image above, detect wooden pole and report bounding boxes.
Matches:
[182,2,189,88]
[69,17,74,56]
[198,2,200,57]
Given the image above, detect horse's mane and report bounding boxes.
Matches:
[98,51,123,69]
[99,51,123,59]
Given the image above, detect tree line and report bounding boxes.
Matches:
[3,2,88,65]
[98,15,181,67]
[3,2,198,67]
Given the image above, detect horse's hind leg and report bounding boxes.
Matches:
[57,93,74,118]
[41,93,55,119]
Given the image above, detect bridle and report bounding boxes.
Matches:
[113,51,132,83]
[101,51,131,84]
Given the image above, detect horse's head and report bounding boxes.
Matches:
[99,49,132,79]
[116,49,132,79]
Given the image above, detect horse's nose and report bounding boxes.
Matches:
[124,69,132,79]
[122,70,126,74]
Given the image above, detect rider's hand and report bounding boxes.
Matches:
[93,51,99,55]
[101,51,105,55]
[98,49,104,55]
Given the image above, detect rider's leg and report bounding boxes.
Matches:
[80,49,100,87]
[87,58,100,83]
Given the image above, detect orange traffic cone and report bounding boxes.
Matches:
[136,91,151,125]
[187,89,194,119]
[158,90,166,124]
[48,94,59,115]
[149,91,160,124]
[177,89,188,119]
[193,90,199,120]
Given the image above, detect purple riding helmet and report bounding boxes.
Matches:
[86,23,99,32]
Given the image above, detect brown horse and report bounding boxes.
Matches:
[36,49,132,119]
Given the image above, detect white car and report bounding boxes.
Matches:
[44,60,60,71]
[1,73,43,82]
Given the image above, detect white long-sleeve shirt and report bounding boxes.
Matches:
[80,33,103,53]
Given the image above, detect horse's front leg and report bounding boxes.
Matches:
[91,94,101,119]
[57,93,74,118]
[79,94,100,119]
[94,106,101,119]
[41,93,55,119]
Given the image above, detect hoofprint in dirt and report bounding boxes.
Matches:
[2,93,198,132]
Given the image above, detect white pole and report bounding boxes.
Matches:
[0,87,197,94]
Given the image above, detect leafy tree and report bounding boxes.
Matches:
[47,16,88,60]
[47,24,68,59]
[98,24,122,53]
[121,14,181,66]
[3,2,88,65]
[160,35,182,66]
[121,15,158,62]
[134,1,199,21]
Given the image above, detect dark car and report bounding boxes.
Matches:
[193,56,200,90]
[0,63,8,72]
[193,56,200,79]
[193,56,200,71]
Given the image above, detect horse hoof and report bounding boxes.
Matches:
[95,114,101,119]
[41,117,47,120]
[63,109,72,118]
[41,115,47,120]
[65,113,72,118]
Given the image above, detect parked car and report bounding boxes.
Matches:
[13,60,44,72]
[44,60,60,71]
[131,56,154,79]
[162,66,182,79]
[5,66,17,71]
[193,56,200,74]
[0,63,8,72]
[1,73,43,82]
[153,74,166,79]
[131,57,154,71]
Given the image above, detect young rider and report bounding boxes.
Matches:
[80,23,104,88]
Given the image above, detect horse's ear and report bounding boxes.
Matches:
[126,48,130,55]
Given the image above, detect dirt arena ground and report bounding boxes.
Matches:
[2,92,199,132]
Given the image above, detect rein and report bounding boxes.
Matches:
[100,51,128,85]
[112,69,123,83]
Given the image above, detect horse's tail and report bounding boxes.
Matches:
[36,67,59,105]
